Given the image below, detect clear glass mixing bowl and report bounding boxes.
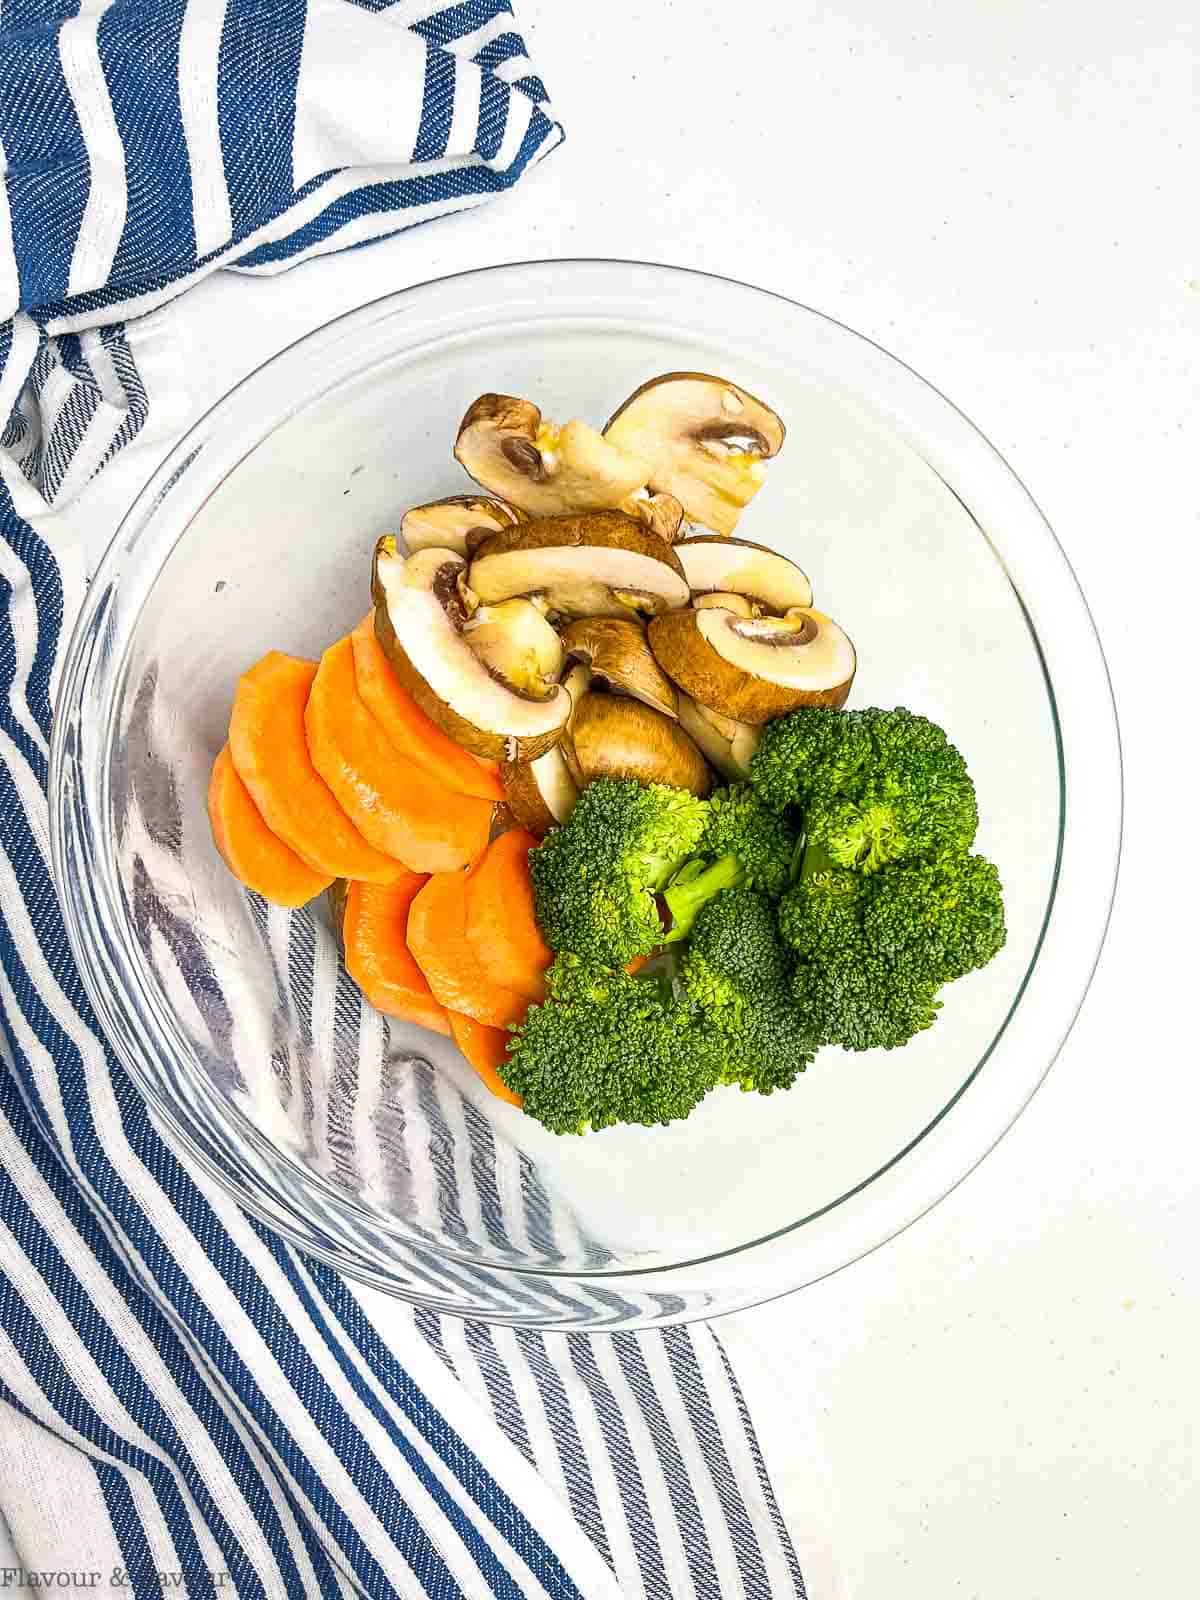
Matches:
[50,261,1121,1328]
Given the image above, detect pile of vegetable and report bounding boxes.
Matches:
[502,702,1004,1131]
[208,370,1006,1135]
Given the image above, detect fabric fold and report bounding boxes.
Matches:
[0,0,563,514]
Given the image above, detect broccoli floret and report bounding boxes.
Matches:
[775,848,864,963]
[751,706,979,871]
[657,783,801,944]
[659,851,748,944]
[778,841,1004,1052]
[530,778,709,966]
[749,706,874,814]
[790,949,942,1054]
[862,851,1006,986]
[698,784,800,898]
[500,954,724,1134]
[779,845,941,1052]
[682,887,817,1093]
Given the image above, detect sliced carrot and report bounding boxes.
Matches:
[342,875,450,1035]
[625,954,650,976]
[228,651,400,883]
[306,636,493,873]
[208,746,332,907]
[407,871,529,1029]
[351,612,505,802]
[447,1012,522,1107]
[464,829,552,1003]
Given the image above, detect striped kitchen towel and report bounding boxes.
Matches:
[0,1,808,1595]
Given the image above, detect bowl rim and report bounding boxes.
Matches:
[49,257,1123,1324]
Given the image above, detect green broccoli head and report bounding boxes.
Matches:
[682,887,817,1093]
[530,778,709,966]
[776,864,934,1051]
[777,837,1003,1053]
[656,783,801,945]
[776,854,864,963]
[499,953,724,1134]
[854,706,979,864]
[862,851,1006,986]
[751,706,979,871]
[789,951,942,1053]
[750,706,874,814]
[698,784,800,898]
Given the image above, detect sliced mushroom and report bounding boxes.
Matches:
[676,694,761,780]
[556,660,593,788]
[621,488,686,543]
[692,591,754,617]
[560,659,592,705]
[676,535,812,612]
[462,598,563,699]
[400,495,522,559]
[455,395,652,519]
[467,511,690,621]
[605,373,785,536]
[559,617,678,719]
[648,604,855,724]
[371,538,570,761]
[567,692,711,797]
[499,746,579,837]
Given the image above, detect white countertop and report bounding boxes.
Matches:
[50,3,1196,1596]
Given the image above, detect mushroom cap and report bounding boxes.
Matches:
[692,591,755,617]
[559,616,678,719]
[454,394,651,519]
[467,510,690,620]
[648,604,855,724]
[566,692,712,797]
[499,745,579,837]
[372,538,570,761]
[622,489,686,543]
[604,372,785,536]
[400,494,522,558]
[676,534,812,612]
[461,598,564,699]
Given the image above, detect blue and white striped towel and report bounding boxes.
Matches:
[0,2,807,1594]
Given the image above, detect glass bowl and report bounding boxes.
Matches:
[50,261,1121,1328]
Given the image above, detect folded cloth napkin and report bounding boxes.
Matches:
[0,2,807,1595]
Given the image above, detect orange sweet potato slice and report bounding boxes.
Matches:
[464,828,552,1003]
[407,871,529,1030]
[208,745,332,907]
[447,1012,522,1107]
[351,612,505,802]
[228,651,400,883]
[306,636,493,873]
[342,875,450,1035]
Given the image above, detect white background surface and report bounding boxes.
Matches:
[37,2,1198,1596]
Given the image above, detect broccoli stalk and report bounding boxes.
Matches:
[698,785,799,896]
[659,781,802,942]
[530,778,709,967]
[660,852,747,943]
